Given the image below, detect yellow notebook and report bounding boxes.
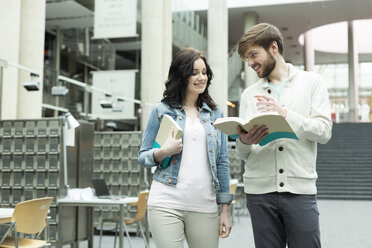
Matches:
[152,114,183,168]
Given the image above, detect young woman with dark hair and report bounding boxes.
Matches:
[138,47,233,248]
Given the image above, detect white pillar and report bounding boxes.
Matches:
[0,0,21,119]
[208,0,228,115]
[141,0,172,130]
[304,30,315,71]
[347,21,359,122]
[17,0,46,118]
[243,12,258,88]
[162,0,172,82]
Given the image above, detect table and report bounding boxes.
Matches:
[58,197,138,248]
[0,208,14,224]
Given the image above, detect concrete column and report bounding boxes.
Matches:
[141,0,172,130]
[84,28,90,118]
[0,65,4,118]
[208,0,228,115]
[0,0,21,119]
[243,12,258,88]
[347,21,359,122]
[54,26,61,117]
[17,0,46,119]
[162,0,172,82]
[304,30,315,71]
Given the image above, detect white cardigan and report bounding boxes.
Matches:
[236,64,332,195]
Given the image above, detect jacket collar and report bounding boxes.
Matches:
[200,102,212,112]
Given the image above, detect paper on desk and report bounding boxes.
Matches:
[64,187,94,200]
[230,179,239,185]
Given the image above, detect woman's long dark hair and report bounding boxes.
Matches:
[161,47,217,110]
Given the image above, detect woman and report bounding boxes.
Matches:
[138,47,233,248]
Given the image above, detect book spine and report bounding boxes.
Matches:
[161,157,171,169]
[153,141,171,168]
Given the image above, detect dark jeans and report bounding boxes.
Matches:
[246,192,321,248]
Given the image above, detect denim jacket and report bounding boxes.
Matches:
[138,101,233,205]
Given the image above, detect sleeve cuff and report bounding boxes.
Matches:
[143,148,161,167]
[216,192,234,205]
[236,138,252,153]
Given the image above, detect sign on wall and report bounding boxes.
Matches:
[94,0,138,39]
[92,70,137,119]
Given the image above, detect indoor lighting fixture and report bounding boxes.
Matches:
[227,101,236,108]
[65,112,80,129]
[112,98,124,112]
[100,94,113,108]
[51,80,69,96]
[62,112,80,190]
[106,121,117,129]
[23,73,40,91]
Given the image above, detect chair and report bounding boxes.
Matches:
[0,197,53,248]
[230,181,238,224]
[99,191,149,248]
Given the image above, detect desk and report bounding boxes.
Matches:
[58,197,138,248]
[0,208,14,224]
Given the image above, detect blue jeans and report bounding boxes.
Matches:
[246,192,321,248]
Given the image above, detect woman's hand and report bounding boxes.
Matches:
[154,127,183,163]
[219,204,232,238]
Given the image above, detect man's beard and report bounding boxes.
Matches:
[258,51,276,78]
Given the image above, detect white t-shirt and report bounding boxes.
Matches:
[148,117,217,213]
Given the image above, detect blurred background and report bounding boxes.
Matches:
[0,0,372,247]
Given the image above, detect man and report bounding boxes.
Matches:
[236,23,332,248]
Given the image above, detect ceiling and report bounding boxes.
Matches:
[224,0,372,65]
[46,0,372,66]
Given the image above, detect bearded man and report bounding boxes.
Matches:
[236,23,333,248]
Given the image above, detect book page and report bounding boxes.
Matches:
[155,114,183,147]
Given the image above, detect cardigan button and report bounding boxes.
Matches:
[279,146,284,151]
[267,89,272,94]
[279,169,284,174]
[279,182,284,187]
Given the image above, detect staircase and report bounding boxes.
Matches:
[316,123,372,200]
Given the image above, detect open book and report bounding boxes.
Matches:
[213,112,298,146]
[152,114,183,168]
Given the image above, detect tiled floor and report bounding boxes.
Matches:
[65,199,372,248]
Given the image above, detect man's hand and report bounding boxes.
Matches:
[255,95,287,117]
[238,125,268,145]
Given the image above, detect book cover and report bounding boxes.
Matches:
[152,114,183,168]
[213,112,298,146]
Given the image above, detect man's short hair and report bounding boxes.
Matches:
[238,23,284,61]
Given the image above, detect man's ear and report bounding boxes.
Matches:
[271,41,279,54]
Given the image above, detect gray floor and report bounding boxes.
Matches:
[69,199,372,248]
